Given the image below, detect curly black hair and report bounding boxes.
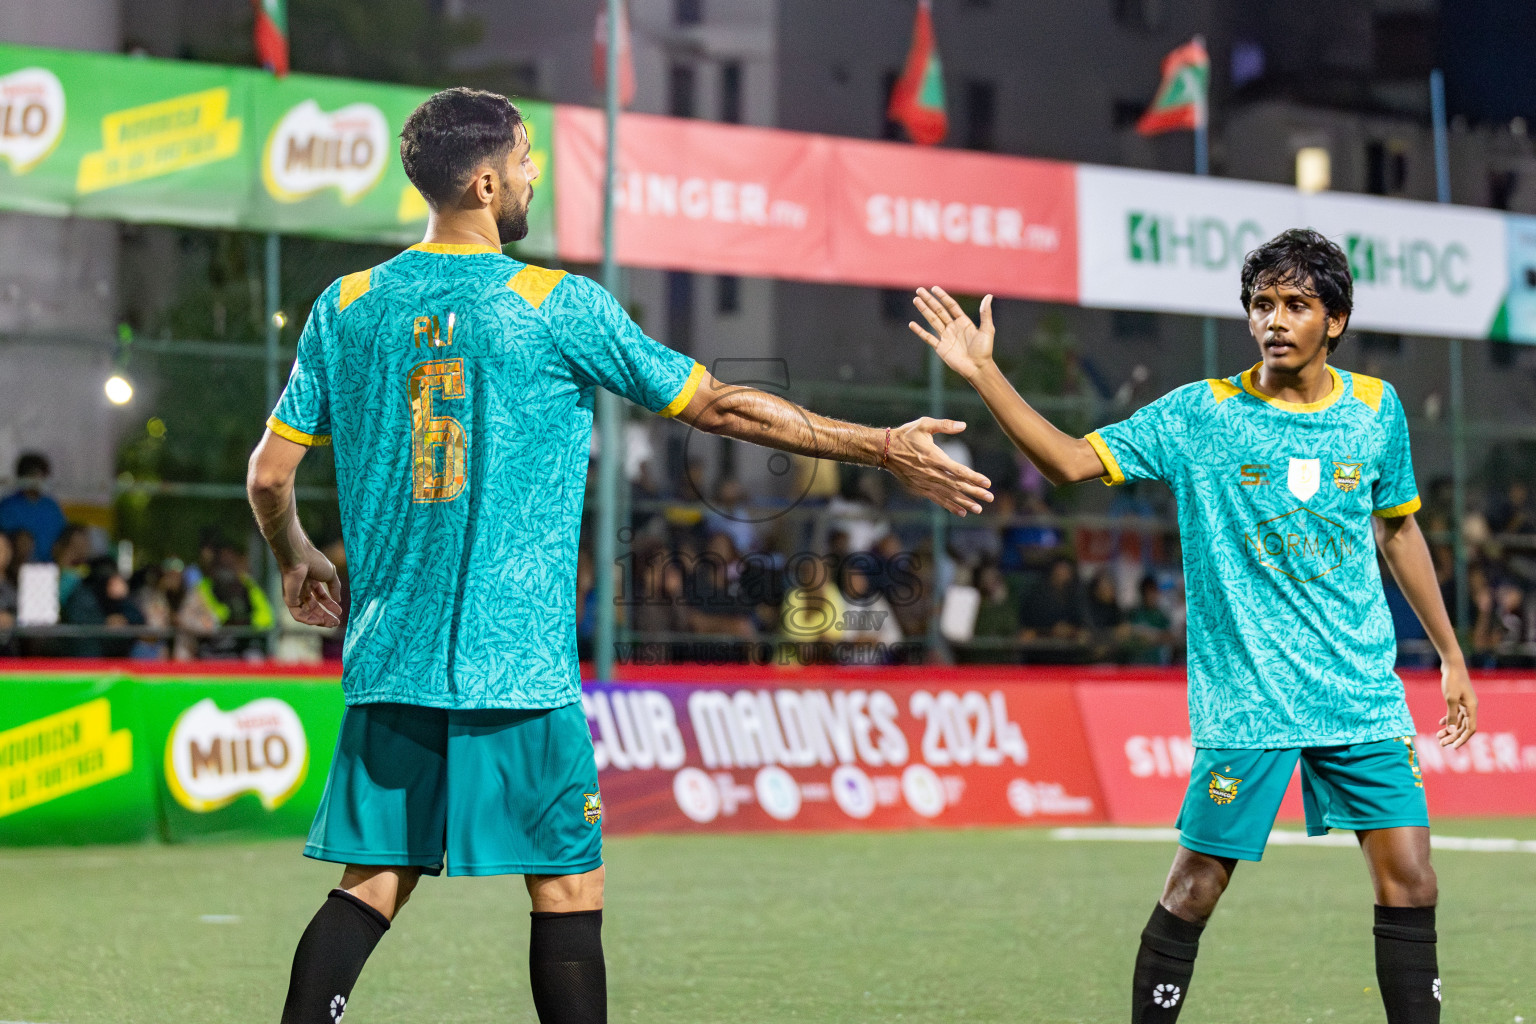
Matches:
[400,88,524,208]
[1239,228,1354,352]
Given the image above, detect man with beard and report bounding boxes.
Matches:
[247,87,992,1024]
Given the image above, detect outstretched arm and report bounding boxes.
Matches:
[673,371,994,517]
[247,431,344,627]
[909,287,1106,486]
[1376,513,1476,748]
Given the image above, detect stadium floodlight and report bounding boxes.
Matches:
[104,373,134,405]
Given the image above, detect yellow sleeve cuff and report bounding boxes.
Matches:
[267,415,332,447]
[1373,496,1421,519]
[659,362,705,418]
[1085,431,1125,486]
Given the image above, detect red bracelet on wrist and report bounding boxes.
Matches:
[880,426,892,468]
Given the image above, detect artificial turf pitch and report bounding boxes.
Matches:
[3,821,1533,1024]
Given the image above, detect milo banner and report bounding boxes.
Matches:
[586,676,1107,833]
[0,673,155,845]
[0,42,556,255]
[0,667,344,846]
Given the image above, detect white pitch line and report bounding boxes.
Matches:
[1051,827,1536,853]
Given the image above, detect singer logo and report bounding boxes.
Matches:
[164,698,309,812]
[0,67,65,174]
[263,99,387,203]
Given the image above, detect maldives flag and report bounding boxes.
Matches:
[1136,36,1208,135]
[888,0,947,146]
[593,1,636,108]
[252,0,289,76]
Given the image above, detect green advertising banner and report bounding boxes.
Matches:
[136,677,344,844]
[0,674,158,846]
[0,42,555,255]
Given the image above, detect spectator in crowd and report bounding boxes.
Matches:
[838,559,903,661]
[178,540,273,659]
[782,555,844,650]
[1018,555,1087,660]
[1125,575,1174,665]
[971,562,1021,641]
[0,453,66,563]
[1084,569,1128,661]
[60,556,145,658]
[128,560,187,660]
[52,524,92,607]
[0,532,16,654]
[574,547,597,661]
[1485,480,1536,537]
[703,477,757,557]
[7,528,35,568]
[1472,569,1529,667]
[687,532,757,639]
[630,540,691,639]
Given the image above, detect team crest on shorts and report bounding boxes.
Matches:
[1333,462,1363,492]
[1208,772,1241,805]
[583,792,602,824]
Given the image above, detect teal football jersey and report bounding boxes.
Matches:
[1087,364,1421,748]
[269,243,702,710]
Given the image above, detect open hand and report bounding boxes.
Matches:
[909,287,996,382]
[1436,660,1477,748]
[282,546,344,627]
[885,417,994,516]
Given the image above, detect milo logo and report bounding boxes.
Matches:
[263,98,387,203]
[0,67,65,174]
[164,697,309,812]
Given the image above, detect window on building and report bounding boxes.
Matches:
[1111,310,1158,340]
[963,80,996,151]
[880,70,902,140]
[716,275,740,315]
[881,288,912,321]
[1358,331,1402,356]
[667,271,695,350]
[669,63,696,118]
[1113,0,1165,31]
[720,62,743,124]
[1365,141,1408,195]
[675,0,703,26]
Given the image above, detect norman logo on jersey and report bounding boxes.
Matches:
[1208,771,1241,805]
[1246,507,1355,583]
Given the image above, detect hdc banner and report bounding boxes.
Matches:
[1076,164,1510,341]
[586,677,1106,833]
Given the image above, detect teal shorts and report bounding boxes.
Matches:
[305,701,603,877]
[1176,737,1429,862]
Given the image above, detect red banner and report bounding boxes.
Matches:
[1077,676,1536,825]
[587,675,1105,834]
[554,106,836,280]
[828,138,1079,302]
[553,106,1079,301]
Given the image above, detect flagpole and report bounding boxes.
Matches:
[594,0,623,682]
[1431,68,1469,638]
[1193,36,1217,380]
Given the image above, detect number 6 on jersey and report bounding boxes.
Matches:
[410,358,467,502]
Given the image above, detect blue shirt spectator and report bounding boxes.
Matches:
[0,453,66,563]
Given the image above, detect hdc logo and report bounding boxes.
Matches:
[1126,212,1265,271]
[1344,235,1470,295]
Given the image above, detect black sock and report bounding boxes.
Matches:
[1131,903,1204,1023]
[1374,905,1440,1023]
[529,909,606,1024]
[280,889,391,1024]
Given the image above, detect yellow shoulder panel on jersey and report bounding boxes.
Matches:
[1351,372,1385,412]
[337,269,372,313]
[1207,378,1242,403]
[508,265,568,309]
